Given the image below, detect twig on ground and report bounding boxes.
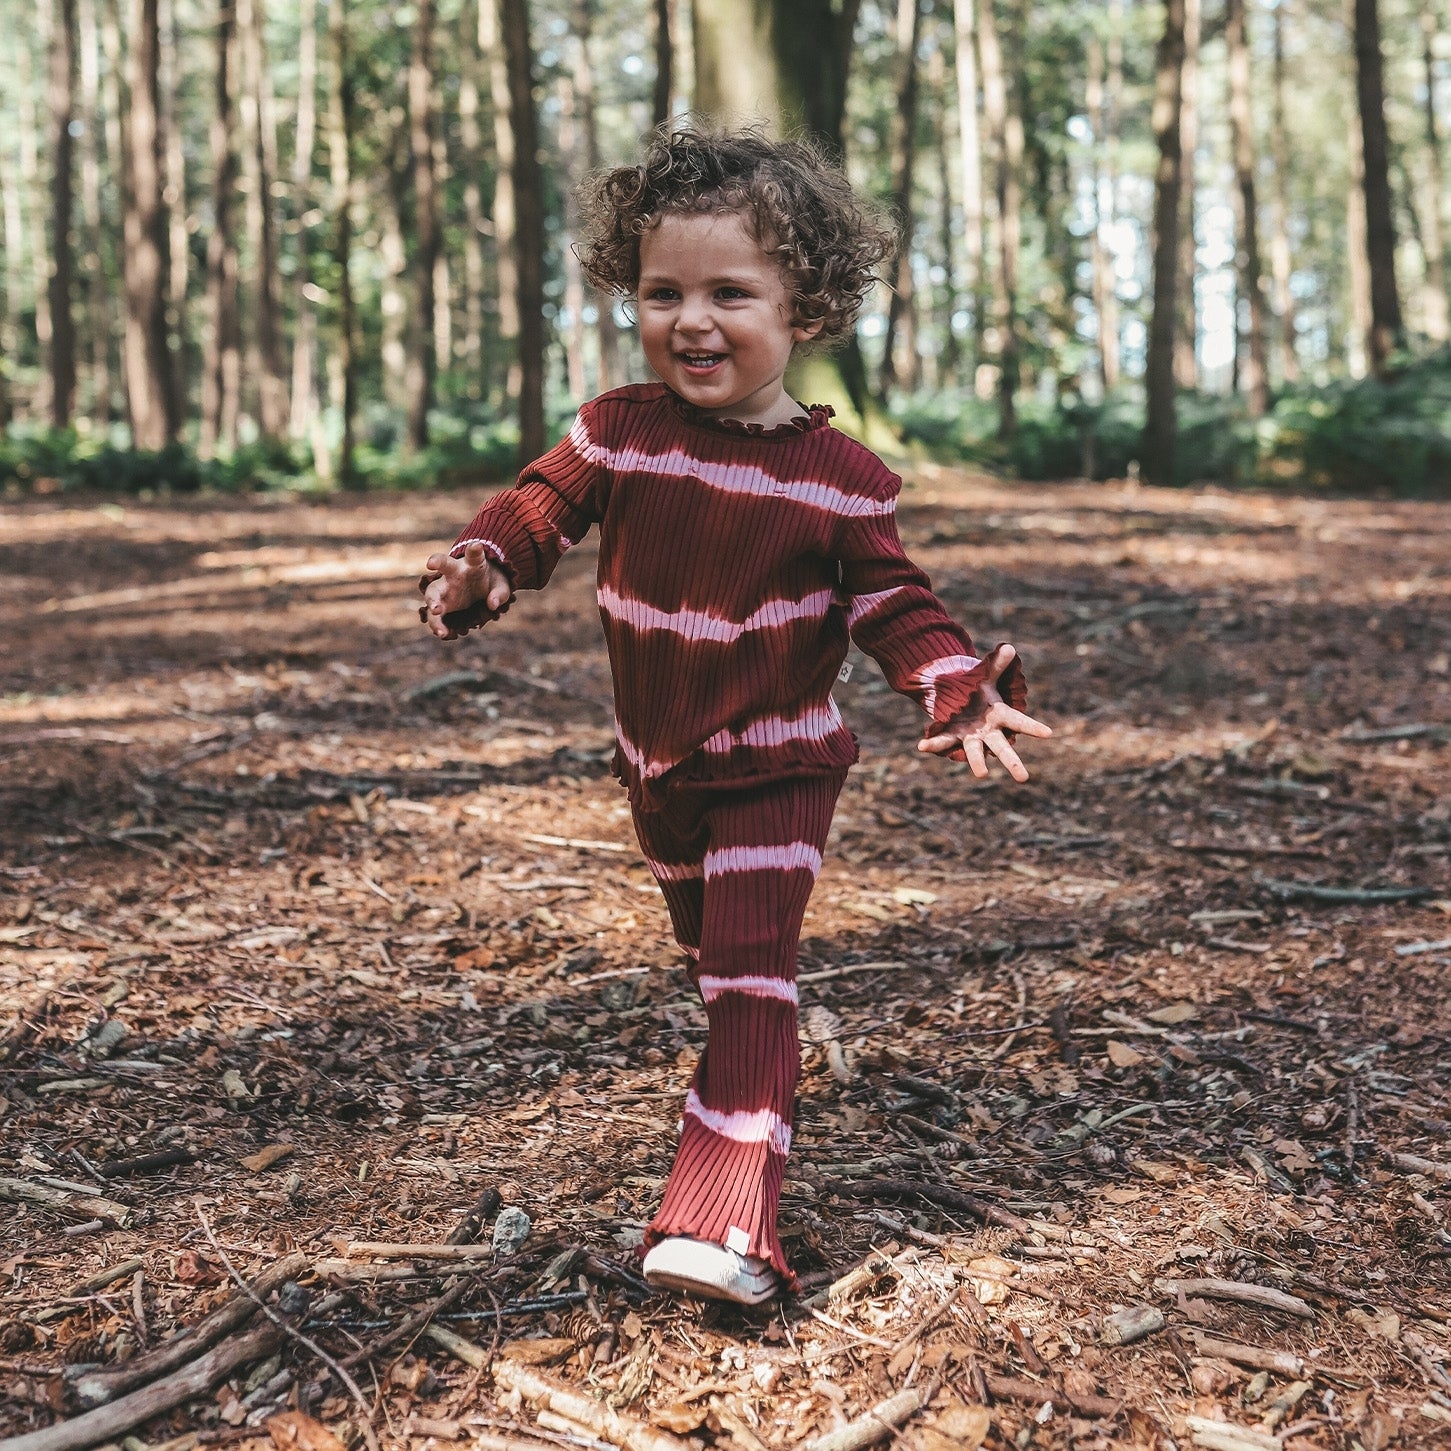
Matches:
[1255,874,1434,904]
[1187,1333,1305,1377]
[0,1176,135,1228]
[826,1177,1031,1236]
[1153,1278,1314,1319]
[799,1384,935,1451]
[445,1187,503,1246]
[492,1360,701,1451]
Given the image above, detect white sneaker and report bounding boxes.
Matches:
[642,1236,780,1305]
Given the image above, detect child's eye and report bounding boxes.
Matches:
[645,287,679,302]
[716,287,750,301]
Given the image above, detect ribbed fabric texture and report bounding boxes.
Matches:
[450,382,1026,808]
[631,771,847,1288]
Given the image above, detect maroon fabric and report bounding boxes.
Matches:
[630,771,847,1288]
[449,383,1024,808]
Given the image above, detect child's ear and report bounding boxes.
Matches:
[791,316,826,344]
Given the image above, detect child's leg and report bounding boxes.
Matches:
[639,771,845,1289]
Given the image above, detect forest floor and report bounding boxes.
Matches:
[1,470,1449,1451]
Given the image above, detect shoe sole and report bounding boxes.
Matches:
[644,1265,779,1305]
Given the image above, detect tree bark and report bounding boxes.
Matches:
[1268,0,1299,383]
[158,0,188,409]
[406,0,440,451]
[238,0,287,436]
[951,0,986,382]
[290,0,321,444]
[483,0,521,407]
[122,0,178,448]
[327,0,356,484]
[930,35,959,387]
[1086,34,1119,391]
[77,0,112,420]
[47,0,79,426]
[501,0,546,462]
[653,0,675,128]
[1227,0,1268,415]
[459,0,487,398]
[574,0,619,391]
[978,0,1020,439]
[877,0,924,398]
[1351,0,1404,374]
[1346,92,1373,377]
[200,0,240,458]
[1142,0,1186,486]
[20,17,54,415]
[559,68,588,400]
[1418,0,1448,341]
[1174,0,1199,390]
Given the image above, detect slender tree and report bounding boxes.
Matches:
[653,0,675,128]
[501,0,545,462]
[878,0,925,398]
[327,0,356,484]
[200,0,240,458]
[20,18,54,414]
[1174,0,1199,389]
[158,0,187,399]
[929,34,960,387]
[77,0,112,419]
[1087,34,1120,390]
[406,0,440,451]
[1142,0,1186,485]
[574,0,619,391]
[1418,0,1448,341]
[951,0,986,382]
[290,0,321,443]
[1268,0,1300,383]
[484,0,521,406]
[978,0,1021,438]
[121,0,178,448]
[1350,0,1403,373]
[47,0,79,426]
[459,0,487,397]
[1227,0,1268,414]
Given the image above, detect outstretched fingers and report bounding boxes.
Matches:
[993,705,1053,739]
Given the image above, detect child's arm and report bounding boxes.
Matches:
[418,403,607,639]
[838,471,1050,780]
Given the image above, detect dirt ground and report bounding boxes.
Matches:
[1,469,1449,1451]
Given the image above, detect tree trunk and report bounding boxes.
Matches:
[290,0,320,444]
[406,0,440,451]
[20,19,54,415]
[1346,96,1372,377]
[238,0,287,436]
[951,0,985,382]
[574,0,619,391]
[1086,34,1119,391]
[378,154,409,408]
[1227,0,1268,415]
[931,35,960,387]
[877,0,924,399]
[978,0,1020,439]
[1174,0,1198,390]
[77,0,113,420]
[200,0,240,458]
[459,0,487,399]
[693,0,783,128]
[501,0,546,462]
[122,0,178,448]
[559,69,588,401]
[47,0,79,427]
[1418,0,1448,341]
[327,0,356,484]
[483,0,521,407]
[158,0,187,411]
[1351,0,1403,374]
[1142,0,1185,486]
[1268,0,1299,383]
[653,0,675,128]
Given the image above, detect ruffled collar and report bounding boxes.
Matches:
[666,390,835,440]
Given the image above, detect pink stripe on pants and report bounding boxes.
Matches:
[631,770,846,1288]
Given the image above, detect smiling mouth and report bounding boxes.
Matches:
[677,352,727,371]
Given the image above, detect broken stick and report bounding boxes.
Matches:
[68,1250,310,1408]
[2,1321,280,1451]
[0,1176,135,1229]
[800,1386,933,1451]
[1153,1278,1313,1320]
[492,1360,700,1451]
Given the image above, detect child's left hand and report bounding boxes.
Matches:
[917,644,1052,782]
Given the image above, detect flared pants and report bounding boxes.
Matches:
[631,769,847,1288]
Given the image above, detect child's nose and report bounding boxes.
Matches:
[676,295,714,332]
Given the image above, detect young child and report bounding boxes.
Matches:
[420,127,1051,1305]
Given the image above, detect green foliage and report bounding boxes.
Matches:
[893,350,1451,497]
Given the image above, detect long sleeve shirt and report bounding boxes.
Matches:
[445,382,1025,807]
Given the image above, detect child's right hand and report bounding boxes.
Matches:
[419,541,512,640]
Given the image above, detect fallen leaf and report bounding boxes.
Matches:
[220,1069,251,1100]
[240,1144,295,1173]
[1131,1160,1179,1184]
[653,1402,709,1434]
[921,1403,992,1451]
[266,1411,348,1451]
[966,1255,1017,1305]
[1358,1411,1400,1451]
[1106,1040,1146,1068]
[172,1250,224,1285]
[1099,1187,1146,1205]
[1145,1001,1197,1025]
[1273,1138,1314,1175]
[1347,1307,1401,1343]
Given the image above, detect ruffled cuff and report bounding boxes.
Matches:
[922,644,1028,738]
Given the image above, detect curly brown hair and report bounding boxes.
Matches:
[577,125,896,344]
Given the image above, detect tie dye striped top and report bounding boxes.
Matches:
[448,383,1025,806]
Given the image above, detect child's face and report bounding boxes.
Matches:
[636,210,823,428]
